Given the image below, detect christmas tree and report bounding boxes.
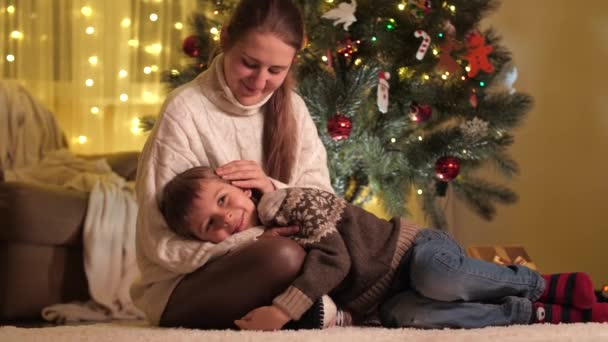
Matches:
[155,0,533,229]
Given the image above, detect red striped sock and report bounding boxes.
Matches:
[590,302,608,322]
[538,273,595,309]
[532,302,608,324]
[532,302,584,324]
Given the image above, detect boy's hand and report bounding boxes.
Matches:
[235,305,291,331]
[260,226,299,238]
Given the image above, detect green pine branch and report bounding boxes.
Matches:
[158,0,533,229]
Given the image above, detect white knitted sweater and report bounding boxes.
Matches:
[130,54,333,325]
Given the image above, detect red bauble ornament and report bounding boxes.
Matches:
[435,156,460,181]
[182,35,201,57]
[327,114,352,141]
[409,101,432,122]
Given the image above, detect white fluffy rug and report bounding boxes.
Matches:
[1,321,607,342]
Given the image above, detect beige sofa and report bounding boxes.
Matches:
[0,152,139,321]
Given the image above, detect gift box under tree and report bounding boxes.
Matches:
[467,245,538,271]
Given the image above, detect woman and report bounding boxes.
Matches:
[131,0,333,329]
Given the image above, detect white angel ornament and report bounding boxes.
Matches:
[322,0,357,31]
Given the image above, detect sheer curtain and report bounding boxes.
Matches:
[1,0,196,154]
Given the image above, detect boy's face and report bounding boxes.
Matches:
[187,179,260,243]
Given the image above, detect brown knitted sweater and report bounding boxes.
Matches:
[258,187,421,321]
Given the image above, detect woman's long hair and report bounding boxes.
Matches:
[223,0,304,183]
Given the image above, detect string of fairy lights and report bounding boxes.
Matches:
[2,1,187,147]
[196,1,472,199]
[203,0,476,88]
[4,0,478,152]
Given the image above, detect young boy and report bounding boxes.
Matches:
[161,166,608,330]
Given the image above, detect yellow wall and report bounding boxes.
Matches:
[451,0,608,287]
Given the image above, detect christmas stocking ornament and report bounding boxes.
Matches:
[377,71,390,113]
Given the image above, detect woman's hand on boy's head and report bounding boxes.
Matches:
[216,160,275,193]
[260,226,299,238]
[234,305,290,331]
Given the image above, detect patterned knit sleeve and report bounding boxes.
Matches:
[258,188,350,320]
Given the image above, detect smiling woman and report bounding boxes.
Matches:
[131,0,334,330]
[222,31,296,106]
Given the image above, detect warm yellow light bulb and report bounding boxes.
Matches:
[119,69,128,78]
[149,13,158,22]
[90,106,100,114]
[390,138,396,143]
[174,22,183,30]
[85,26,95,35]
[10,31,23,40]
[150,65,159,72]
[398,3,405,11]
[321,56,328,62]
[130,118,143,135]
[6,54,15,62]
[81,6,93,17]
[441,74,448,80]
[120,94,129,102]
[210,27,219,35]
[128,39,139,47]
[418,136,423,141]
[121,18,131,27]
[7,5,15,13]
[143,66,152,74]
[143,91,158,103]
[417,189,423,195]
[88,56,98,65]
[144,43,162,55]
[77,135,88,144]
[85,79,94,87]
[354,58,362,66]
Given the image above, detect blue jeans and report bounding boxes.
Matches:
[379,229,545,329]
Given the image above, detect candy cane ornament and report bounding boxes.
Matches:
[414,30,431,60]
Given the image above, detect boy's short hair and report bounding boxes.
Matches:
[160,166,226,239]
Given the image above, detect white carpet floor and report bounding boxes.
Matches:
[1,320,607,342]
